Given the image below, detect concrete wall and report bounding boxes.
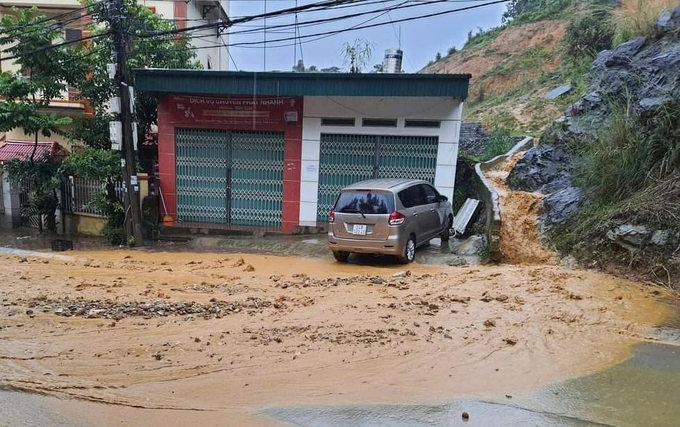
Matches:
[299,96,463,227]
[473,137,534,263]
[63,213,106,236]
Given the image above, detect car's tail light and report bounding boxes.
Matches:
[329,211,335,223]
[388,211,406,225]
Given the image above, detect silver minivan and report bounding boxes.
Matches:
[327,179,453,263]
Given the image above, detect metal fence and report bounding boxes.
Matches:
[63,176,125,217]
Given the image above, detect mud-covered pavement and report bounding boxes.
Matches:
[0,246,671,426]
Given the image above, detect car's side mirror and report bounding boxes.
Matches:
[437,195,448,203]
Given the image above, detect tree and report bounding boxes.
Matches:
[435,52,442,61]
[0,8,78,162]
[342,39,374,73]
[69,0,201,152]
[0,7,84,231]
[372,63,384,73]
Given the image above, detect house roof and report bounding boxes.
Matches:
[0,141,64,164]
[133,69,471,99]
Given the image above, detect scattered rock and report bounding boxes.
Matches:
[462,411,470,421]
[657,6,680,31]
[446,257,468,267]
[392,271,411,278]
[607,224,651,248]
[243,265,255,272]
[495,295,509,303]
[25,309,34,316]
[544,84,572,100]
[503,337,518,346]
[483,319,496,328]
[232,258,245,267]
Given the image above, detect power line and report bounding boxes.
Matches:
[124,0,505,59]
[131,0,370,38]
[227,0,509,48]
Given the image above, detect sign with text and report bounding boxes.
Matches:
[168,95,302,127]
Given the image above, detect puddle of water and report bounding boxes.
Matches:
[0,389,89,427]
[266,399,601,427]
[515,342,680,427]
[266,341,680,427]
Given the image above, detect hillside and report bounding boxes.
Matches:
[423,19,570,133]
[424,0,680,287]
[421,0,680,135]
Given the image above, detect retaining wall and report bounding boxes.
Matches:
[473,137,534,262]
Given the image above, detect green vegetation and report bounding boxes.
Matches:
[564,10,615,58]
[502,0,570,22]
[480,129,517,161]
[578,103,680,203]
[62,148,126,245]
[464,26,505,49]
[612,0,679,46]
[551,101,680,285]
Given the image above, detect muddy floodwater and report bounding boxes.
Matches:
[0,246,675,426]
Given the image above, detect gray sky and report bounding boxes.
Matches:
[227,0,508,72]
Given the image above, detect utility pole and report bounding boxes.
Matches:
[106,0,145,245]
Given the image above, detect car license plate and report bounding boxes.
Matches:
[352,224,367,235]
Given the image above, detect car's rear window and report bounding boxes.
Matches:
[334,191,394,215]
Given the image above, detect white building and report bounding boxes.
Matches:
[138,0,230,71]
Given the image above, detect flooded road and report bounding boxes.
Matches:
[1,150,678,426]
[0,246,675,426]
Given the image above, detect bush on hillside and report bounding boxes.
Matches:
[502,0,569,22]
[564,11,615,57]
[578,102,680,203]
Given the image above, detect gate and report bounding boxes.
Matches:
[317,134,438,221]
[176,128,230,224]
[230,131,285,227]
[175,128,284,227]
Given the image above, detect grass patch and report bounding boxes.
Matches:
[577,101,680,202]
[612,0,678,45]
[464,25,506,50]
[479,128,517,161]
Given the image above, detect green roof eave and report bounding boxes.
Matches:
[132,69,470,99]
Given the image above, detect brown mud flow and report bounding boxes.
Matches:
[0,246,670,426]
[484,151,558,265]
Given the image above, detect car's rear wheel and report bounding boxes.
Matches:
[333,251,350,262]
[398,236,416,264]
[441,215,453,242]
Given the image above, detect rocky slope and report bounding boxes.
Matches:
[508,7,680,286]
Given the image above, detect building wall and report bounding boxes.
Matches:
[140,0,229,71]
[155,94,463,232]
[0,2,88,147]
[156,94,302,232]
[299,96,462,227]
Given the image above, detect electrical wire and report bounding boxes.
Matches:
[131,0,370,38]
[228,0,509,48]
